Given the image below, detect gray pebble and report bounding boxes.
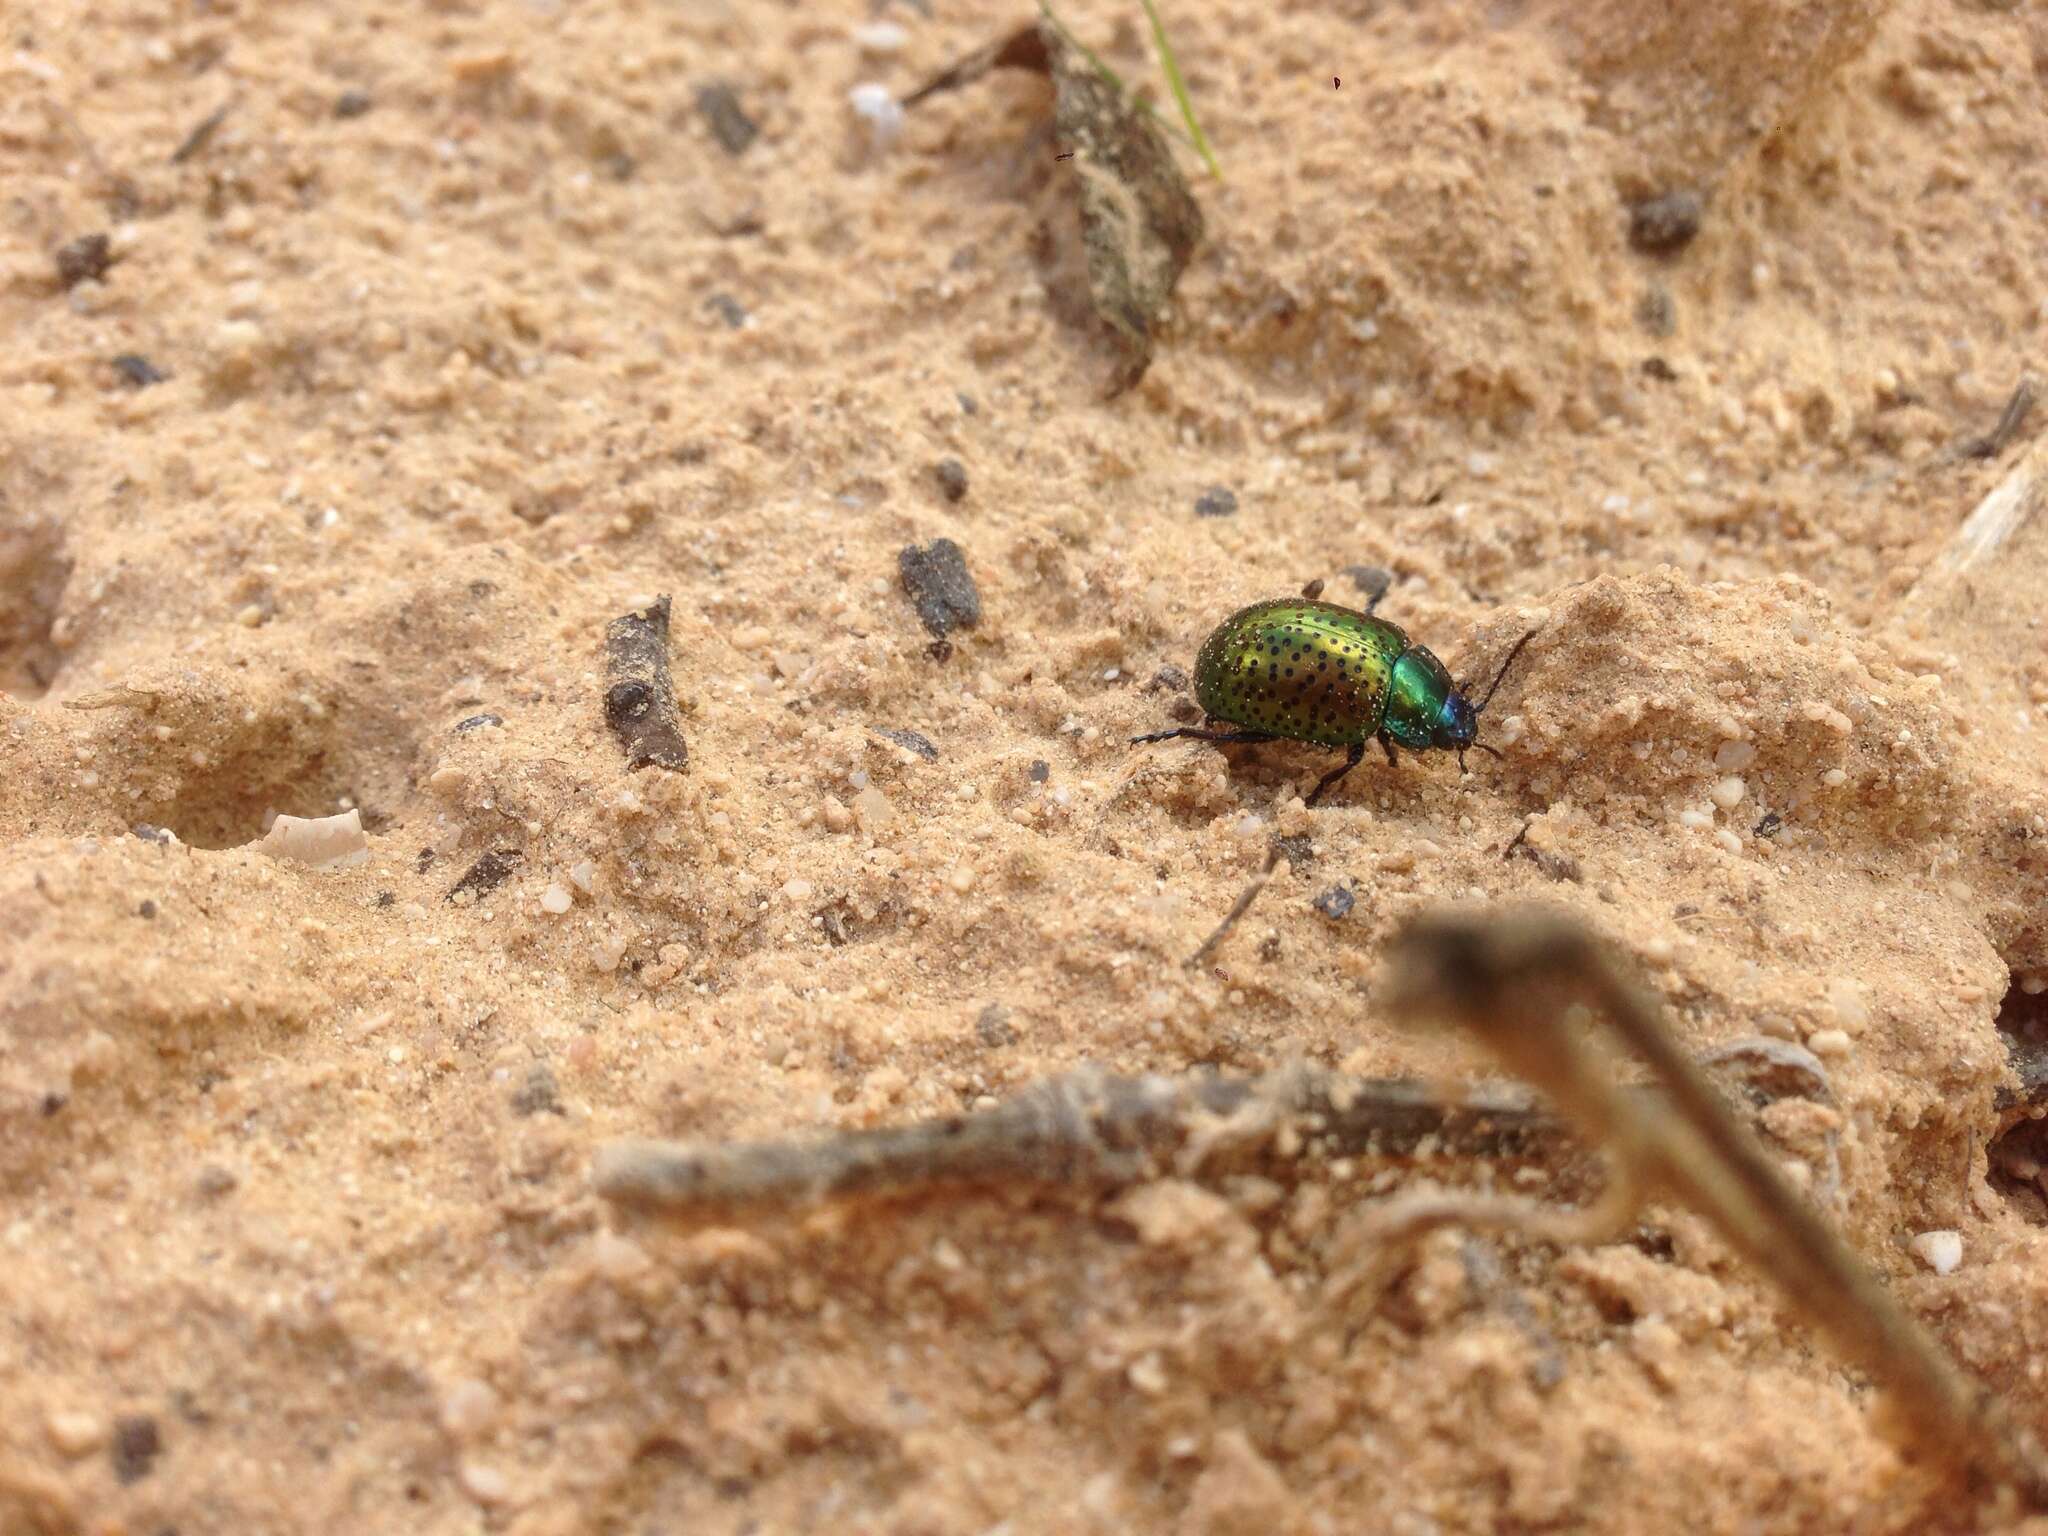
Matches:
[898,538,981,639]
[1628,190,1703,256]
[697,81,759,155]
[1312,884,1355,920]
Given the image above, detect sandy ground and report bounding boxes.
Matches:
[6,0,2048,1530]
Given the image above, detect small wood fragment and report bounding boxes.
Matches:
[446,848,522,903]
[603,596,689,772]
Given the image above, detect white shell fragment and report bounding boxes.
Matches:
[1908,1230,1962,1276]
[255,809,370,870]
[847,83,904,151]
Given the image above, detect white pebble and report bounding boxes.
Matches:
[1807,1028,1854,1059]
[1822,768,1848,787]
[847,82,904,150]
[458,1459,514,1506]
[44,1410,106,1458]
[853,21,909,53]
[1709,776,1747,809]
[568,859,596,894]
[1714,827,1743,856]
[1908,1230,1962,1276]
[540,882,574,914]
[782,877,814,901]
[1678,808,1715,831]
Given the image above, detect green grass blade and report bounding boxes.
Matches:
[1136,0,1222,179]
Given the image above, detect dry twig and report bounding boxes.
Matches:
[1366,909,2048,1508]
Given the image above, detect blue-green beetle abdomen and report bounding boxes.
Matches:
[1193,599,1410,747]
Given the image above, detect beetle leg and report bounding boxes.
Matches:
[1380,737,1399,768]
[1305,741,1368,807]
[1131,727,1277,746]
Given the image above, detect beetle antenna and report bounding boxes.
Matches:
[1473,628,1539,716]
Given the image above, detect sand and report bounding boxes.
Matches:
[4,0,2048,1530]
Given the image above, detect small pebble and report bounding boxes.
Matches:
[568,859,596,894]
[454,712,503,732]
[705,293,748,329]
[1908,1230,1962,1276]
[933,457,968,502]
[853,21,910,54]
[1628,190,1703,256]
[1193,485,1238,518]
[1709,776,1746,809]
[976,1004,1019,1047]
[1027,760,1050,783]
[1807,1028,1854,1060]
[55,232,112,288]
[459,1459,514,1507]
[898,538,981,639]
[46,1410,107,1458]
[334,89,374,118]
[1312,885,1355,920]
[696,81,758,155]
[847,82,904,150]
[539,882,574,914]
[110,1415,161,1485]
[853,785,893,829]
[111,353,166,388]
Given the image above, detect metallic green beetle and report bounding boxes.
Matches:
[1133,585,1536,807]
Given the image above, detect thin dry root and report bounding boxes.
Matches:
[1322,1162,1642,1316]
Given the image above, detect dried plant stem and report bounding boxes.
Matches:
[593,1043,1825,1225]
[1376,909,2048,1508]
